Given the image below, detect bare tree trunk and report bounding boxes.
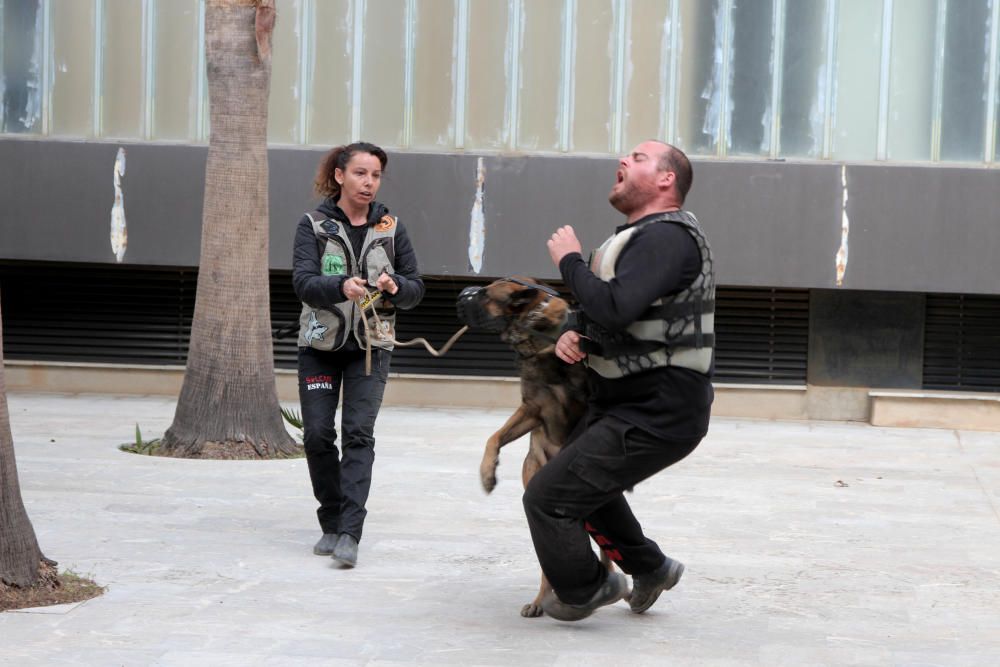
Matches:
[0,293,55,588]
[160,0,296,459]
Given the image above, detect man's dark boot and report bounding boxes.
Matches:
[541,571,627,621]
[313,533,339,556]
[628,556,684,613]
[332,533,359,568]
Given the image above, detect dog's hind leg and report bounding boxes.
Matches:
[521,536,619,618]
[480,404,541,493]
[522,572,550,618]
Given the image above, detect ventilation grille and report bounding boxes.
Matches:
[923,294,1000,392]
[713,287,810,384]
[1,263,197,365]
[2,262,810,384]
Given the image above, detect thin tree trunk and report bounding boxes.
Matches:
[160,0,296,459]
[0,293,54,588]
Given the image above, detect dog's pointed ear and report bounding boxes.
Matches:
[508,287,540,312]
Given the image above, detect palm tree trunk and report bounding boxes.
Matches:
[161,0,296,459]
[0,293,53,588]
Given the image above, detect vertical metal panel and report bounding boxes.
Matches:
[876,0,893,160]
[559,0,575,152]
[101,0,146,139]
[410,0,458,150]
[831,0,883,160]
[150,0,200,141]
[351,0,364,141]
[718,0,733,156]
[402,0,415,146]
[50,0,97,136]
[454,0,469,149]
[930,0,948,161]
[298,0,312,145]
[610,0,627,154]
[42,0,52,135]
[769,0,786,158]
[984,0,999,162]
[267,0,304,145]
[463,0,510,149]
[821,0,837,159]
[143,0,154,140]
[507,0,522,150]
[666,0,680,144]
[306,0,352,146]
[571,0,617,153]
[196,0,206,141]
[94,0,104,137]
[517,1,564,151]
[360,0,406,147]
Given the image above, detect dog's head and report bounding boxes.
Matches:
[457,276,570,349]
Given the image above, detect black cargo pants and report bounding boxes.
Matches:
[298,345,390,542]
[522,415,700,605]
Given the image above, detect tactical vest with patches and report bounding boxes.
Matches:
[583,211,715,379]
[297,211,399,351]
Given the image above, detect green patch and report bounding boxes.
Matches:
[119,423,161,455]
[322,254,346,275]
[281,406,305,447]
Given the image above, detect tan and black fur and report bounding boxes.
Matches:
[475,276,610,617]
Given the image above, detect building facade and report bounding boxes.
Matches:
[1,0,998,421]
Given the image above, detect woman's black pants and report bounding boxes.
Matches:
[297,346,390,542]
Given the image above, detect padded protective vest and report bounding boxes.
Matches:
[584,210,715,379]
[297,211,399,351]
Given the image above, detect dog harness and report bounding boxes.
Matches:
[297,211,399,351]
[582,211,715,378]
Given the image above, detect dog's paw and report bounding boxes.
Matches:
[480,472,497,494]
[520,602,544,618]
[479,459,498,494]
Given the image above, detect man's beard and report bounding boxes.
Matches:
[609,182,641,215]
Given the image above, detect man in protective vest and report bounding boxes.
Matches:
[524,140,715,622]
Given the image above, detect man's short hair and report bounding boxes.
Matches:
[657,144,693,203]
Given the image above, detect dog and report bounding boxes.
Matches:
[457,276,614,617]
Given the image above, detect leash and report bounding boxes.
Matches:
[355,290,470,375]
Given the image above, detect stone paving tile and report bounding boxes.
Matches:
[1,392,998,666]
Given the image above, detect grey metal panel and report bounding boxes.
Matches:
[808,289,925,388]
[0,138,207,266]
[843,164,1000,294]
[688,160,844,288]
[267,145,325,269]
[3,137,1000,295]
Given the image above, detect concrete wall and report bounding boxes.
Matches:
[6,360,998,431]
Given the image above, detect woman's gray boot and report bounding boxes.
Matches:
[332,534,359,567]
[313,533,339,556]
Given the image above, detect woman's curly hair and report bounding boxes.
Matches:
[314,142,388,199]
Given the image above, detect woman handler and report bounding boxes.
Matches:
[292,142,424,567]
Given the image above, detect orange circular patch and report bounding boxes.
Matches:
[375,215,396,232]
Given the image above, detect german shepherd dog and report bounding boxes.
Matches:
[457,276,612,617]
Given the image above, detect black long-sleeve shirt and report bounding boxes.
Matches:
[559,214,714,442]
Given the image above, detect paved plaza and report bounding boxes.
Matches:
[1,391,998,666]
